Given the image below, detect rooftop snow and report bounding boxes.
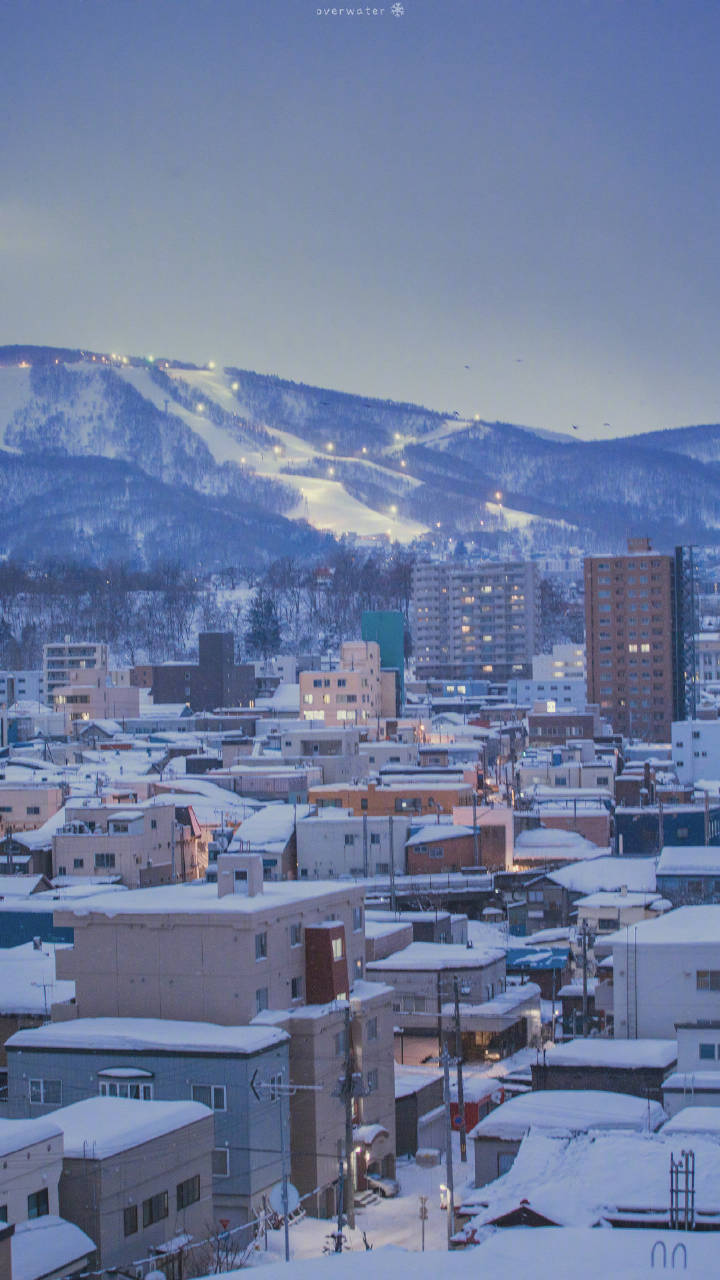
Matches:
[12,1215,96,1280]
[0,1114,63,1159]
[52,1096,212,1158]
[7,1016,288,1055]
[662,1106,720,1134]
[56,878,363,919]
[229,803,313,852]
[657,846,720,876]
[540,1037,677,1069]
[0,942,75,1014]
[547,855,658,895]
[605,904,720,946]
[469,1089,665,1141]
[366,941,505,972]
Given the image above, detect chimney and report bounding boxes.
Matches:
[217,852,264,898]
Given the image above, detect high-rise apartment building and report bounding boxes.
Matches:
[585,538,684,741]
[43,641,109,707]
[411,559,539,681]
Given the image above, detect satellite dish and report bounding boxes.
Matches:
[268,1180,300,1216]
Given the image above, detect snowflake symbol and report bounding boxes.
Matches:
[391,2,405,15]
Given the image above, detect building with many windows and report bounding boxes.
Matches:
[411,559,539,681]
[43,641,109,708]
[585,538,683,740]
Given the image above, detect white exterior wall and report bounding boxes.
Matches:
[296,814,410,879]
[613,937,720,1039]
[672,719,720,786]
[531,644,586,682]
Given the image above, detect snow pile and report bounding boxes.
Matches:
[7,1015,289,1055]
[469,1089,665,1141]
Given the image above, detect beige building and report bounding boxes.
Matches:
[43,641,109,708]
[53,863,397,1218]
[52,668,140,731]
[55,1097,213,1271]
[300,641,393,727]
[52,800,202,888]
[0,784,63,834]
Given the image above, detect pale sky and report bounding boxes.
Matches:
[3,0,720,437]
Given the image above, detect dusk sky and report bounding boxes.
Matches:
[3,0,720,437]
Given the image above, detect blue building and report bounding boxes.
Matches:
[615,804,720,856]
[656,846,720,907]
[4,1017,290,1229]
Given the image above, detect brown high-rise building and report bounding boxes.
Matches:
[585,538,684,741]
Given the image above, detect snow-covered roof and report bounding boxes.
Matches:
[657,846,720,876]
[51,1096,213,1159]
[12,1215,95,1280]
[0,1115,63,1159]
[514,828,606,862]
[364,919,413,940]
[229,803,314,852]
[0,874,46,897]
[464,1226,720,1278]
[0,942,75,1014]
[457,1129,720,1236]
[442,983,540,1020]
[366,941,505,972]
[394,1064,442,1098]
[55,878,362,919]
[469,1089,665,1141]
[406,825,474,847]
[663,1071,720,1092]
[540,1037,677,1069]
[605,904,720,946]
[7,1016,288,1055]
[662,1106,720,1134]
[574,890,663,908]
[547,855,658,895]
[8,807,69,851]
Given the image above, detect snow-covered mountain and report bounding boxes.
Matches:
[0,344,719,568]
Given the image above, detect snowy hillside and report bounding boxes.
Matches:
[1,345,720,566]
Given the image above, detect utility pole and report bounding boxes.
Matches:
[442,1045,455,1250]
[362,813,368,878]
[336,1158,345,1251]
[280,1082,290,1263]
[170,812,176,884]
[343,1004,356,1230]
[419,1195,428,1251]
[471,791,479,867]
[389,816,396,912]
[453,976,467,1162]
[581,921,590,1037]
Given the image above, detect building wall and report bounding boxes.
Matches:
[43,642,108,707]
[0,1130,63,1224]
[5,1040,289,1226]
[308,781,474,817]
[585,545,679,740]
[296,814,411,879]
[673,719,720,786]
[473,1134,522,1187]
[366,956,507,1033]
[52,804,199,888]
[613,938,720,1039]
[412,559,539,681]
[0,786,63,833]
[54,890,367,1025]
[300,642,382,727]
[59,1114,214,1268]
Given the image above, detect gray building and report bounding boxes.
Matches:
[296,812,411,879]
[412,559,539,681]
[4,1017,289,1229]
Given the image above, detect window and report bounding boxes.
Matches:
[27,1189,49,1220]
[367,1068,379,1093]
[143,1191,168,1228]
[256,987,269,1014]
[370,833,380,845]
[345,834,355,846]
[73,858,84,869]
[26,806,40,815]
[332,936,344,960]
[0,1206,6,1224]
[212,1148,230,1177]
[124,1205,138,1236]
[192,1084,226,1111]
[255,932,268,960]
[94,853,115,869]
[353,906,363,932]
[361,798,368,811]
[290,922,302,947]
[697,970,720,991]
[29,1079,61,1105]
[291,975,304,1000]
[367,1016,378,1040]
[334,1029,348,1056]
[176,1175,200,1210]
[699,1043,716,1061]
[100,1080,153,1100]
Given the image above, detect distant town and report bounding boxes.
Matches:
[0,534,718,1277]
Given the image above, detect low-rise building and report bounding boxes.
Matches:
[609,905,720,1040]
[54,1097,213,1270]
[308,778,475,817]
[52,800,202,888]
[531,1037,677,1101]
[5,1019,288,1229]
[656,846,720,906]
[296,811,410,880]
